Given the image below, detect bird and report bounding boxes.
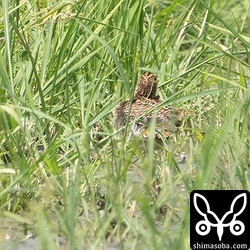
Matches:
[113,72,184,139]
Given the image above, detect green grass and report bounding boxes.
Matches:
[0,0,249,249]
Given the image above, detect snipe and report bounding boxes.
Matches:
[113,72,184,138]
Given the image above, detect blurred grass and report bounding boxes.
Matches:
[0,0,249,249]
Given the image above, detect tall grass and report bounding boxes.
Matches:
[0,0,249,249]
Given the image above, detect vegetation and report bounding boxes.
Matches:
[0,0,249,249]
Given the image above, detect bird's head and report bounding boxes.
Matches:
[134,72,158,99]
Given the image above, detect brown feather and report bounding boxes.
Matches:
[113,72,185,138]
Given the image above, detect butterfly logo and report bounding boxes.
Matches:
[193,193,247,241]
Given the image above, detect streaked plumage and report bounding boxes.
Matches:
[113,72,184,138]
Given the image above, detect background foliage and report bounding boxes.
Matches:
[0,0,249,249]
